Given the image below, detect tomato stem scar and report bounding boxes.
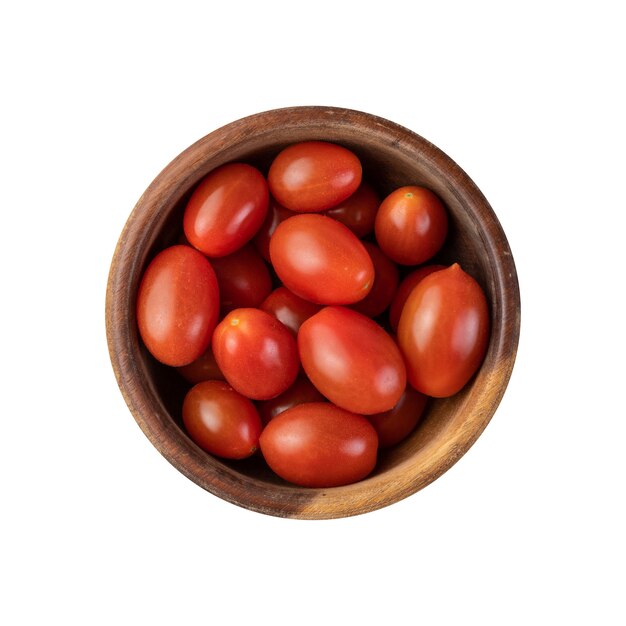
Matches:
[230,318,240,326]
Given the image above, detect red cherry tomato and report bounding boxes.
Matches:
[260,286,322,335]
[182,381,262,459]
[212,308,300,400]
[268,141,362,212]
[183,163,269,257]
[257,375,325,426]
[136,245,219,366]
[325,181,380,237]
[210,244,272,313]
[375,185,448,265]
[398,263,490,397]
[388,264,446,332]
[259,402,378,487]
[252,198,295,262]
[351,242,399,318]
[366,387,428,447]
[298,307,406,414]
[176,345,225,384]
[270,214,374,305]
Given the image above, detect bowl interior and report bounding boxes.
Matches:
[107,107,520,519]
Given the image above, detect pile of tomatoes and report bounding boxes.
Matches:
[136,141,490,488]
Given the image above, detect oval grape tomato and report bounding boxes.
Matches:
[259,402,378,487]
[270,214,374,305]
[398,263,489,397]
[182,381,262,459]
[298,306,406,414]
[184,162,269,257]
[212,308,300,400]
[136,245,219,367]
[375,185,448,265]
[268,141,362,212]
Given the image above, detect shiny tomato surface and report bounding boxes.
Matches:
[210,244,272,313]
[270,214,374,305]
[388,264,446,332]
[183,163,269,257]
[260,286,322,335]
[268,141,362,212]
[325,181,380,237]
[375,185,448,265]
[298,307,406,414]
[182,381,262,459]
[256,375,325,426]
[176,344,225,384]
[259,402,378,487]
[252,198,295,262]
[367,387,428,447]
[398,263,490,397]
[212,308,300,400]
[136,245,219,367]
[351,242,399,318]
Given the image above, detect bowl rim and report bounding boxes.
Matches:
[106,105,521,519]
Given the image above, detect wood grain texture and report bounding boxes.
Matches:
[105,106,521,519]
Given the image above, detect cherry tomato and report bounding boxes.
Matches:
[252,198,295,262]
[267,141,362,212]
[398,263,490,397]
[210,244,272,313]
[298,306,406,414]
[270,214,374,305]
[257,375,325,426]
[259,402,378,487]
[325,180,380,237]
[351,242,399,318]
[260,286,322,335]
[176,345,225,384]
[366,387,428,447]
[388,264,446,332]
[182,381,262,459]
[136,245,219,367]
[212,308,300,400]
[183,163,269,257]
[375,185,448,265]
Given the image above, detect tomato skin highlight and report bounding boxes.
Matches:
[212,308,300,400]
[268,141,362,212]
[298,307,406,414]
[350,242,399,318]
[136,245,219,367]
[182,381,262,459]
[260,286,322,335]
[388,264,446,332]
[256,375,325,426]
[210,244,272,313]
[183,162,269,257]
[259,402,378,488]
[325,180,380,237]
[270,214,374,305]
[398,263,490,397]
[375,185,448,265]
[366,387,428,447]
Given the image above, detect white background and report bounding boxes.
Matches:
[2,1,624,624]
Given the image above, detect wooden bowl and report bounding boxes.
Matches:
[106,106,520,519]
